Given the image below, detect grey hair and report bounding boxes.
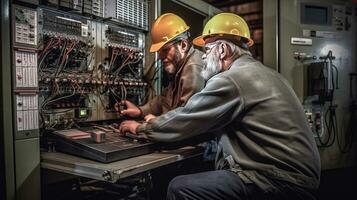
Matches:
[172,31,190,41]
[214,39,252,57]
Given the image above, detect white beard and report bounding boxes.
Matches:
[201,51,222,81]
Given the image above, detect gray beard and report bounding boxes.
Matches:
[164,47,182,77]
[201,52,222,81]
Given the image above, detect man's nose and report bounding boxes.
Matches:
[159,53,167,60]
[202,54,207,60]
[161,57,169,62]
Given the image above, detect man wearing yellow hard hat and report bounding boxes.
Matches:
[119,13,205,123]
[120,13,320,199]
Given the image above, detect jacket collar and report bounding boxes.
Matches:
[175,46,195,77]
[229,54,255,70]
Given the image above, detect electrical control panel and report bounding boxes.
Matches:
[35,6,147,130]
[11,5,39,139]
[39,8,89,40]
[10,0,150,135]
[13,0,115,140]
[14,50,38,89]
[12,5,38,48]
[278,0,356,152]
[16,95,39,133]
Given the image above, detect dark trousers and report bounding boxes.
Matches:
[166,170,316,200]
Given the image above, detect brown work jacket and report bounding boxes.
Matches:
[140,47,204,116]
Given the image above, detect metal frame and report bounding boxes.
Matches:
[263,0,280,71]
[1,0,16,199]
[41,147,203,183]
[154,0,161,95]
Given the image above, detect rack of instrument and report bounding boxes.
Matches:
[12,0,151,162]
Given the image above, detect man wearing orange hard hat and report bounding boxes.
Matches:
[119,13,205,122]
[120,13,320,200]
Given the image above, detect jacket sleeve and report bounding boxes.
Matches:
[177,64,205,106]
[139,95,163,116]
[137,75,244,142]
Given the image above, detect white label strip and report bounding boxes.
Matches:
[291,37,312,46]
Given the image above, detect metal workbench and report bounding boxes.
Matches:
[41,146,203,183]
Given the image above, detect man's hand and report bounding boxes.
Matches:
[144,114,157,122]
[119,120,141,134]
[116,100,141,117]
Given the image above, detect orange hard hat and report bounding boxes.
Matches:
[150,13,190,52]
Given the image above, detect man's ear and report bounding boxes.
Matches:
[178,40,189,53]
[219,43,228,60]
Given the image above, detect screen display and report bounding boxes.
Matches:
[301,4,331,25]
[306,6,328,24]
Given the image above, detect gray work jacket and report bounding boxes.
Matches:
[138,54,321,191]
[140,47,205,116]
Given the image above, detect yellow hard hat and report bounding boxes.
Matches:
[193,13,254,47]
[150,13,190,52]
